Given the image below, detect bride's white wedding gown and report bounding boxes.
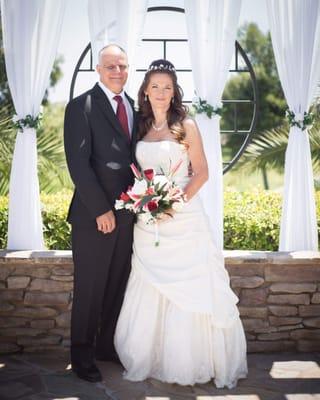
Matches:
[114,140,248,388]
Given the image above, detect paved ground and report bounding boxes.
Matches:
[0,352,320,400]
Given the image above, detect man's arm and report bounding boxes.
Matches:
[64,100,113,225]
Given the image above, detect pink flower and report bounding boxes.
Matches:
[146,187,155,195]
[130,163,142,179]
[133,199,142,210]
[144,168,155,181]
[169,159,183,177]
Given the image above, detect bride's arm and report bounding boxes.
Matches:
[182,118,209,201]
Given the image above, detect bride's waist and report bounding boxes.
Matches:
[173,176,190,187]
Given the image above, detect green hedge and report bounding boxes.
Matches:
[0,190,319,251]
[225,190,281,250]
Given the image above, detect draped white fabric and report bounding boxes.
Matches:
[184,0,242,249]
[1,0,65,249]
[88,0,148,94]
[267,0,320,251]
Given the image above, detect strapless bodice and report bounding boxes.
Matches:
[135,140,189,180]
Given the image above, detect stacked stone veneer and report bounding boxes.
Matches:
[0,250,319,354]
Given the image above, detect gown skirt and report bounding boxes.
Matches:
[114,141,248,388]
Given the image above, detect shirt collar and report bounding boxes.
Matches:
[98,81,125,103]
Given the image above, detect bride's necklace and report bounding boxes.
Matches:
[152,120,167,132]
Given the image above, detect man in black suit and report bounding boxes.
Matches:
[64,44,136,382]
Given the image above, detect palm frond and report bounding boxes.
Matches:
[309,124,320,172]
[236,126,288,173]
[0,103,71,195]
[237,121,320,174]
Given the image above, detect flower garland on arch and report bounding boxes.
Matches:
[191,97,223,119]
[285,109,315,131]
[12,112,43,132]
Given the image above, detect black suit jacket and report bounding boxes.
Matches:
[64,83,137,227]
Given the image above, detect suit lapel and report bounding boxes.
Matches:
[125,93,138,153]
[93,84,130,146]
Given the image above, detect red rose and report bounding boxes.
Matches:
[147,200,158,211]
[144,169,154,181]
[120,192,130,201]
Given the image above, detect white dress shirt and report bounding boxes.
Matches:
[98,81,133,136]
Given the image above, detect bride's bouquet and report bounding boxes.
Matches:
[115,161,186,229]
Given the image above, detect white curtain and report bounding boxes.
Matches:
[88,0,148,94]
[1,0,65,249]
[267,0,320,251]
[184,0,242,249]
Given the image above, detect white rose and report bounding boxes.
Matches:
[114,199,124,210]
[295,113,303,122]
[153,175,169,189]
[131,178,148,195]
[172,201,185,212]
[139,212,153,224]
[192,95,199,104]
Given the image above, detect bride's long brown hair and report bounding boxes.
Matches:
[137,59,188,145]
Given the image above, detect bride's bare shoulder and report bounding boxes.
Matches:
[182,117,196,129]
[182,117,201,141]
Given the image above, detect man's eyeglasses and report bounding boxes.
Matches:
[102,65,128,72]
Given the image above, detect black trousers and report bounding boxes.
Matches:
[70,222,133,366]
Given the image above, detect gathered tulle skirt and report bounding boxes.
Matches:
[114,194,248,388]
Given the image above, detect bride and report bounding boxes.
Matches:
[114,59,248,388]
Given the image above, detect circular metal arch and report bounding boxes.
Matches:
[69,6,259,174]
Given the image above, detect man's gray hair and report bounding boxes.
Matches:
[98,44,127,64]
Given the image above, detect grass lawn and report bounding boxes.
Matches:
[224,168,284,192]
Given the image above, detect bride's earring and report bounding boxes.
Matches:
[171,97,174,104]
[144,94,148,102]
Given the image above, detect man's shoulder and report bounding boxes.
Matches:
[125,93,136,114]
[66,84,98,110]
[125,92,134,105]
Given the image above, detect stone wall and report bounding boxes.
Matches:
[0,250,319,354]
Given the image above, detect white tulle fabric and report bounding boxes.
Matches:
[184,0,242,250]
[115,141,247,388]
[87,0,148,94]
[1,0,65,249]
[267,0,320,251]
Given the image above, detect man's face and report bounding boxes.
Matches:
[96,47,128,94]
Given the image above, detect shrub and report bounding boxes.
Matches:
[224,190,282,250]
[0,196,8,249]
[0,190,319,250]
[224,190,320,250]
[41,191,72,249]
[0,191,71,250]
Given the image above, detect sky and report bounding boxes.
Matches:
[48,0,269,103]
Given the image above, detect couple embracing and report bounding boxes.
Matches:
[64,44,247,389]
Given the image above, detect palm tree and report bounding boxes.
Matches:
[0,103,72,196]
[236,102,320,183]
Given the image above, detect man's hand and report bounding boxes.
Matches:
[96,210,116,234]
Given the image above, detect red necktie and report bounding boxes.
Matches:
[113,95,130,141]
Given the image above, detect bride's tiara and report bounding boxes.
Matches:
[147,63,176,73]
